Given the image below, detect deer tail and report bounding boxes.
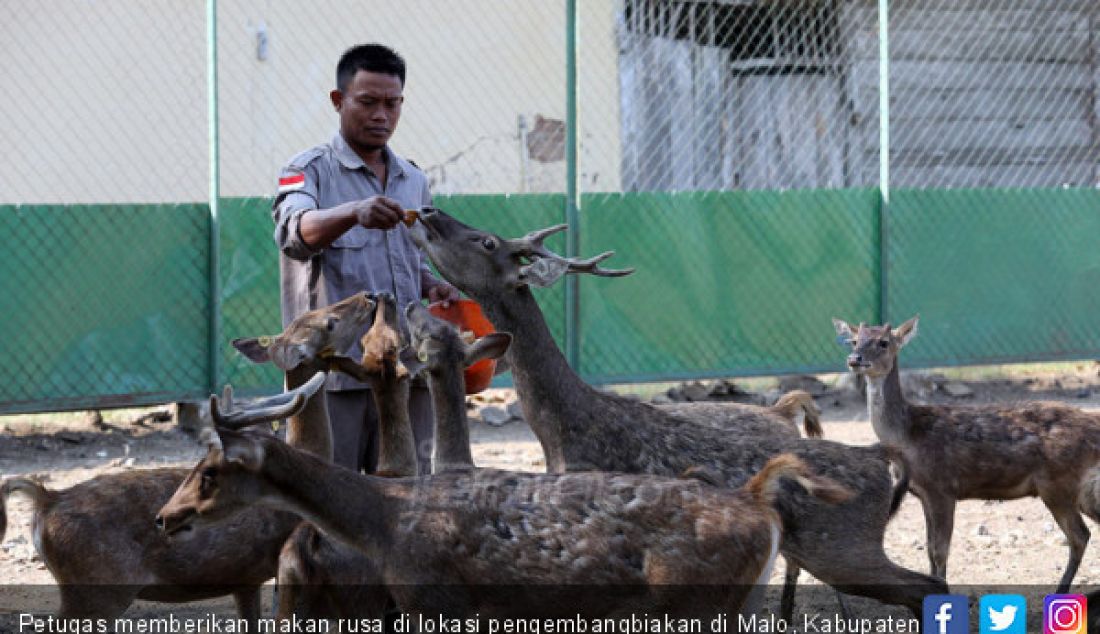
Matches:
[746,454,852,511]
[769,390,823,438]
[1,477,55,542]
[873,444,911,518]
[1077,465,1100,524]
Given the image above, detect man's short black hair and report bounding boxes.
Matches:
[336,44,406,92]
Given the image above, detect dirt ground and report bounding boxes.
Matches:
[5,363,1100,623]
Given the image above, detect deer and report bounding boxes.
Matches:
[834,316,1100,591]
[404,302,513,473]
[273,296,515,623]
[271,292,417,623]
[405,207,946,617]
[0,292,376,622]
[156,407,852,619]
[661,393,823,438]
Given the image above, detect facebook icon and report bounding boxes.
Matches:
[925,595,970,634]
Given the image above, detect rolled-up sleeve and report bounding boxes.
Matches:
[272,163,322,261]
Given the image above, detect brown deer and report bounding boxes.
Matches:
[834,316,1100,591]
[405,302,512,472]
[272,292,416,623]
[0,292,375,622]
[272,297,513,623]
[156,416,851,618]
[661,393,823,438]
[406,207,945,616]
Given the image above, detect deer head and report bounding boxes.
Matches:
[404,302,512,376]
[407,207,634,298]
[359,292,408,381]
[155,427,268,536]
[154,374,323,535]
[232,291,377,371]
[833,316,919,379]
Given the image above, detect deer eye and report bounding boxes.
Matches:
[878,340,889,349]
[481,237,496,251]
[326,317,339,332]
[200,467,216,489]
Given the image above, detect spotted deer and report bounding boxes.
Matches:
[156,416,852,619]
[835,316,1100,591]
[407,207,944,616]
[0,292,375,622]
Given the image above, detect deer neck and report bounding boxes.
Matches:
[367,374,418,478]
[256,439,401,562]
[284,364,333,461]
[426,363,474,472]
[479,287,613,472]
[864,357,911,443]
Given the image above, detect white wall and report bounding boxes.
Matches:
[3,0,625,204]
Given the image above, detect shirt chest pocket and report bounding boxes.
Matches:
[326,226,387,289]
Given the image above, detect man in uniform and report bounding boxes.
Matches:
[272,43,459,474]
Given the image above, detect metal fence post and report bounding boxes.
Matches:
[564,0,580,369]
[877,0,889,325]
[207,0,222,393]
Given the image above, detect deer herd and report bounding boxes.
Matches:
[3,206,1100,629]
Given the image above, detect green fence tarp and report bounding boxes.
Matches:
[0,204,210,412]
[886,188,1100,367]
[579,189,881,382]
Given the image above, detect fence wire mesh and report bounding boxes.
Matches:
[3,2,207,205]
[887,1,1099,188]
[4,1,1100,412]
[589,0,878,192]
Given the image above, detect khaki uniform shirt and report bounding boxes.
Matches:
[273,133,437,391]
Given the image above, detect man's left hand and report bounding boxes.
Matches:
[427,282,461,308]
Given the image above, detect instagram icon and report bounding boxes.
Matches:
[1044,595,1087,634]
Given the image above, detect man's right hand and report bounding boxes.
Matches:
[355,196,405,230]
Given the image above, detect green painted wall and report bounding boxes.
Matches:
[0,204,210,413]
[886,188,1100,367]
[579,189,881,381]
[5,188,1100,414]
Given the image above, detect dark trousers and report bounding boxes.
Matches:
[325,385,435,475]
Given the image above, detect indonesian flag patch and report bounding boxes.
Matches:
[278,173,306,193]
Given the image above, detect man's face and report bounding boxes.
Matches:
[332,70,404,152]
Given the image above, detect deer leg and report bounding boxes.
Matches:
[818,548,948,617]
[919,492,955,581]
[779,559,799,620]
[58,585,139,622]
[1042,493,1091,593]
[833,590,853,623]
[233,586,263,632]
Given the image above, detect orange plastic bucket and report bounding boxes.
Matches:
[427,299,496,394]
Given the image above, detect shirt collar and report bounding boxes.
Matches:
[332,133,406,178]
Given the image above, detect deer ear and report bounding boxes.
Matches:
[268,342,309,371]
[200,427,223,451]
[400,345,426,379]
[233,337,273,364]
[465,333,512,368]
[222,435,264,472]
[517,258,569,288]
[893,316,919,348]
[832,319,857,347]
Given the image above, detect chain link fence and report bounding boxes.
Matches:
[4,0,1100,412]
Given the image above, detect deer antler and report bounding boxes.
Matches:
[509,224,635,287]
[211,371,326,429]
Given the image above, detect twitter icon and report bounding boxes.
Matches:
[981,595,1026,634]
